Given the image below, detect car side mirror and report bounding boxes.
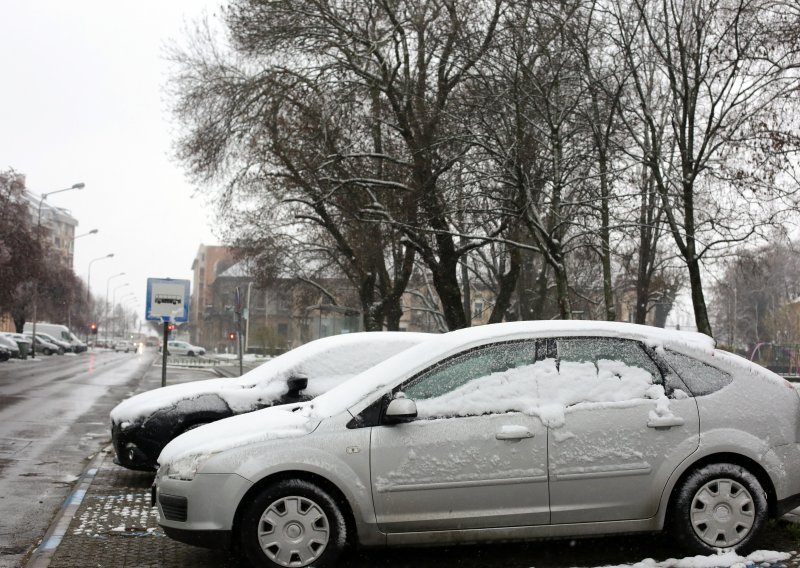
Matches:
[286,376,308,397]
[384,397,418,424]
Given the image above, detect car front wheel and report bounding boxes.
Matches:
[239,479,346,568]
[670,463,767,554]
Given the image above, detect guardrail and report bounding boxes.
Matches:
[165,356,221,368]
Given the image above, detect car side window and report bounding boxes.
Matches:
[557,338,661,380]
[400,341,538,418]
[555,337,672,401]
[661,350,732,396]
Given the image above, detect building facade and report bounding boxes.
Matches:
[188,245,235,347]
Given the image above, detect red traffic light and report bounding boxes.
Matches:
[228,332,236,341]
[167,324,176,331]
[90,323,98,334]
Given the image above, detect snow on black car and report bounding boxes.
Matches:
[110,332,430,471]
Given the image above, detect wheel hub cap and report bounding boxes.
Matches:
[690,478,755,548]
[257,495,330,567]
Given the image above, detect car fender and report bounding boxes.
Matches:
[656,427,785,526]
[203,425,382,544]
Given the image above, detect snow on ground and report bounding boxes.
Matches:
[596,550,791,568]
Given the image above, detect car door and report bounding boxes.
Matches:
[546,337,700,524]
[370,340,550,533]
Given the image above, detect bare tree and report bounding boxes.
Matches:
[613,0,800,336]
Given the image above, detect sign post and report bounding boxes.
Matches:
[145,278,190,387]
[234,286,243,376]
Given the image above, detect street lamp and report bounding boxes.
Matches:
[31,182,85,358]
[86,254,115,304]
[104,273,126,342]
[111,283,130,341]
[73,228,99,241]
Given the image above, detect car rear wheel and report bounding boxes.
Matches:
[240,479,346,568]
[670,463,767,554]
[187,351,195,357]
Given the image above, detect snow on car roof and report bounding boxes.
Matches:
[310,320,716,419]
[111,331,431,424]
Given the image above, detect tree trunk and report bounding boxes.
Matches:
[488,246,521,324]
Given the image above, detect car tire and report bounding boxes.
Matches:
[670,463,767,554]
[43,348,52,356]
[187,351,195,357]
[239,479,346,568]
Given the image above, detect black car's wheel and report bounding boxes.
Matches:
[187,351,195,357]
[670,463,767,554]
[42,347,52,355]
[240,479,346,568]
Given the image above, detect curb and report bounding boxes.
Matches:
[26,448,108,568]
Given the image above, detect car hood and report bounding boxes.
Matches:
[110,375,289,427]
[158,402,319,466]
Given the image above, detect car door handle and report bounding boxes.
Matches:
[647,415,685,429]
[495,425,534,440]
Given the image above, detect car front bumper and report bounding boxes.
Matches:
[155,471,253,549]
[111,422,159,471]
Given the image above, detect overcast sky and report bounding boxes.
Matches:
[1,1,226,326]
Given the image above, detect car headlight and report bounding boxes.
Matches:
[161,453,211,481]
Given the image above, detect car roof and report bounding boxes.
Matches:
[311,321,716,420]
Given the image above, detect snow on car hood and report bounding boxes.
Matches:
[111,331,431,425]
[309,320,715,420]
[158,402,318,466]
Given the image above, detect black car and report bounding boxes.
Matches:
[110,332,430,471]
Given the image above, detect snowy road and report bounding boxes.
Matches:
[0,350,155,568]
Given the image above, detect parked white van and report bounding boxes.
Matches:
[23,322,87,353]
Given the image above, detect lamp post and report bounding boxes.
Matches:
[110,283,129,343]
[31,182,85,358]
[104,274,126,343]
[86,254,114,308]
[119,294,137,338]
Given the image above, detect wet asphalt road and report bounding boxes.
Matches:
[0,350,154,568]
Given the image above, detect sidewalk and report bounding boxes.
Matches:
[25,361,242,568]
[29,446,237,568]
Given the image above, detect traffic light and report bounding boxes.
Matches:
[90,323,98,335]
[228,331,236,341]
[167,324,175,332]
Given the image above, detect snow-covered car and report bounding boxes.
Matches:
[0,334,21,358]
[164,340,205,357]
[111,332,431,471]
[2,332,31,357]
[155,321,800,567]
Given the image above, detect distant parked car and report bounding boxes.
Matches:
[111,332,431,471]
[23,322,86,353]
[0,334,21,358]
[2,333,31,357]
[164,340,205,357]
[24,334,62,355]
[31,329,74,354]
[0,344,10,362]
[155,321,800,566]
[114,340,135,353]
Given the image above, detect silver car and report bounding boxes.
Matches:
[154,321,800,567]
